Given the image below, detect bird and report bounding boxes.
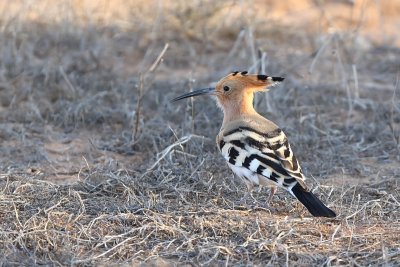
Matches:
[172,71,336,218]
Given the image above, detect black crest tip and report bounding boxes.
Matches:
[272,76,285,82]
[257,74,268,81]
[257,75,285,82]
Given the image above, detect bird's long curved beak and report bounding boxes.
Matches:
[171,87,215,102]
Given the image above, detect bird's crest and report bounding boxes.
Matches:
[221,71,284,89]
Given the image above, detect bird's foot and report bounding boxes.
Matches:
[234,187,277,211]
[266,186,277,205]
[234,192,255,209]
[235,192,267,210]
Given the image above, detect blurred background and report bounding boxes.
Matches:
[0,0,398,181]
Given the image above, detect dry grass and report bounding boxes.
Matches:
[0,0,399,266]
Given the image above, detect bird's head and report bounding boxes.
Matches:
[172,71,284,106]
[212,71,284,108]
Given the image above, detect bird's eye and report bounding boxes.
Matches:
[223,86,230,92]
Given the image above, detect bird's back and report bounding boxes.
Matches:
[217,113,307,189]
[220,114,279,137]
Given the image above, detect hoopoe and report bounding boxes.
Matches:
[172,71,336,218]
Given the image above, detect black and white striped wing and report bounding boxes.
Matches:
[219,126,306,190]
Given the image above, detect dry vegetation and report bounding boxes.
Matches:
[0,0,399,266]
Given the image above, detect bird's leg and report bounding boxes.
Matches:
[239,190,257,204]
[238,191,251,205]
[267,186,277,204]
[248,186,258,203]
[236,180,256,207]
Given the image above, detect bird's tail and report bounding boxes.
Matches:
[291,183,336,218]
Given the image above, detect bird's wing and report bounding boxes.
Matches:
[219,126,307,189]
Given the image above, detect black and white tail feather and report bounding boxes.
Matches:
[220,124,336,218]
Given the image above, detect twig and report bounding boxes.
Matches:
[352,64,359,98]
[388,72,400,154]
[148,43,169,73]
[75,236,135,263]
[189,76,195,134]
[333,35,353,122]
[147,135,192,171]
[345,199,382,220]
[133,73,144,142]
[309,34,333,75]
[132,43,169,143]
[59,66,76,99]
[147,134,208,172]
[225,28,246,65]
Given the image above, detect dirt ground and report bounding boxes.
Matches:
[0,0,399,266]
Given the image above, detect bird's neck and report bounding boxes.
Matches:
[222,93,258,126]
